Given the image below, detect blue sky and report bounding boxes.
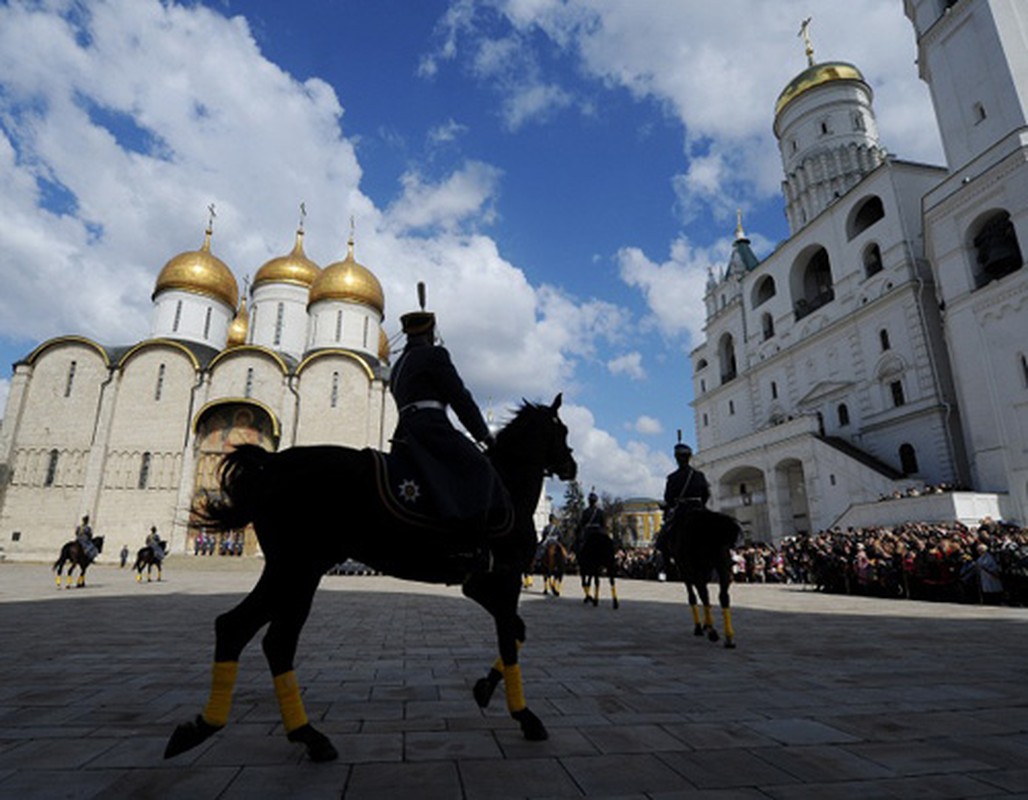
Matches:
[0,0,944,500]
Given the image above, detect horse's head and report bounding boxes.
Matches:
[93,536,105,553]
[497,394,577,482]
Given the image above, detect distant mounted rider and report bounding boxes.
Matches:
[75,514,99,561]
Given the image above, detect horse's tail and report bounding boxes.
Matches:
[53,544,68,572]
[194,444,271,531]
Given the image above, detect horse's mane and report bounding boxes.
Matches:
[492,401,547,450]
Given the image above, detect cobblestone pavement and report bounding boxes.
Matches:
[1,555,1027,799]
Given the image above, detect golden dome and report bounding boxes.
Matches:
[775,61,866,117]
[253,230,321,289]
[308,239,384,314]
[226,296,249,348]
[378,327,390,362]
[153,229,239,309]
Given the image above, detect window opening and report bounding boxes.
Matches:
[64,360,77,398]
[274,302,284,347]
[155,364,166,401]
[138,452,151,489]
[245,367,254,398]
[899,443,919,475]
[44,450,59,487]
[890,380,905,407]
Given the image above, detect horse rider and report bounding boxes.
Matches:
[75,514,99,561]
[655,443,710,565]
[388,289,509,538]
[574,492,606,553]
[146,525,166,562]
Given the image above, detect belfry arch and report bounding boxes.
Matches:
[188,400,280,555]
[772,457,810,536]
[718,465,770,542]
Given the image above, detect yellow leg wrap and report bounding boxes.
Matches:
[202,661,239,727]
[611,585,618,601]
[703,605,714,627]
[273,670,309,733]
[55,575,61,587]
[722,607,735,639]
[503,663,526,713]
[690,605,701,625]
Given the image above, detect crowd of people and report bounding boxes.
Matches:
[564,517,1028,607]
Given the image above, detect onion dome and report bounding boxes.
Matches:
[253,230,321,289]
[226,296,249,348]
[153,228,239,309]
[308,237,384,315]
[378,328,390,362]
[774,61,867,117]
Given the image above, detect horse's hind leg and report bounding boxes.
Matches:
[608,574,619,610]
[718,567,736,649]
[684,582,704,635]
[166,567,282,760]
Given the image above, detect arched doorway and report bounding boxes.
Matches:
[189,401,279,556]
[773,458,810,536]
[718,465,769,542]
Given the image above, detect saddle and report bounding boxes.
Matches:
[370,449,513,538]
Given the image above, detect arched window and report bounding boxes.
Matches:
[794,247,834,319]
[173,300,183,332]
[64,360,77,398]
[718,333,737,384]
[838,403,850,427]
[154,364,166,401]
[761,312,774,341]
[771,380,778,400]
[245,367,254,398]
[879,329,891,351]
[890,380,906,407]
[203,307,212,340]
[331,371,340,408]
[972,210,1023,288]
[274,303,285,346]
[335,310,343,343]
[863,243,883,277]
[752,275,776,308]
[696,358,708,371]
[899,443,919,475]
[138,452,152,489]
[44,449,59,487]
[1021,354,1028,388]
[848,196,885,239]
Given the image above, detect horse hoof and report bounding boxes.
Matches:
[725,639,736,649]
[512,708,548,741]
[473,676,497,708]
[164,715,222,759]
[707,628,720,643]
[612,599,620,610]
[591,597,599,607]
[693,624,704,637]
[287,724,339,762]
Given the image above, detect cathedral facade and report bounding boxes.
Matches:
[690,0,1028,540]
[0,224,398,560]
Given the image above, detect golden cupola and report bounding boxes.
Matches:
[308,237,385,316]
[253,229,321,289]
[153,228,239,309]
[226,296,249,348]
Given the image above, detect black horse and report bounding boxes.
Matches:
[164,396,576,763]
[577,531,619,609]
[667,508,741,648]
[134,541,167,583]
[53,536,105,588]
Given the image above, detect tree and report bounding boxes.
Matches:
[601,493,626,550]
[557,480,585,547]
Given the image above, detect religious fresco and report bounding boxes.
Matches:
[188,403,276,556]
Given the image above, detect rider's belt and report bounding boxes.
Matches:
[400,400,447,415]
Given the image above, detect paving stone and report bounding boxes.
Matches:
[2,561,1028,798]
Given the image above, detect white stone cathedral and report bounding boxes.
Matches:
[690,0,1028,541]
[0,219,398,560]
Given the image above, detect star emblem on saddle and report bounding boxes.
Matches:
[398,479,421,504]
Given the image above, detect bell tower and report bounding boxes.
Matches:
[908,0,1028,517]
[904,0,1028,170]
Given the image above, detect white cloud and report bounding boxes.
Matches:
[632,415,663,436]
[562,403,673,499]
[607,352,645,381]
[428,118,469,145]
[386,161,503,232]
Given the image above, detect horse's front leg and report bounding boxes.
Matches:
[165,566,279,759]
[608,572,619,610]
[684,580,704,636]
[464,572,547,741]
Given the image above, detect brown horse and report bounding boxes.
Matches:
[53,536,105,588]
[164,396,576,763]
[539,539,567,596]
